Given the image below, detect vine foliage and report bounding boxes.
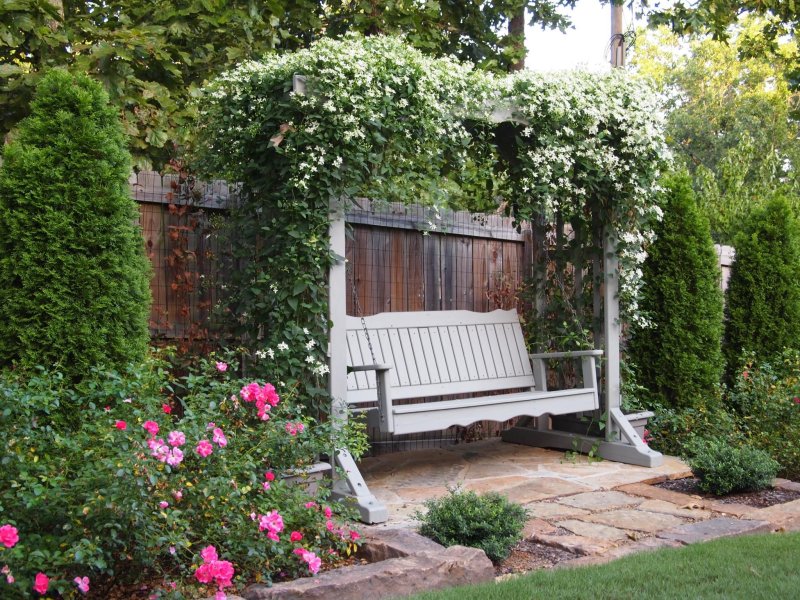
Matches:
[194,35,671,405]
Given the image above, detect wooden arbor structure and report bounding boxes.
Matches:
[326,202,664,524]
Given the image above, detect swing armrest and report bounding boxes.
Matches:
[347,364,395,433]
[527,350,603,392]
[349,364,393,372]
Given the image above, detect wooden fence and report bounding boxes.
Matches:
[132,172,531,450]
[132,172,531,342]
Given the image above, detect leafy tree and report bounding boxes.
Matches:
[0,69,151,379]
[724,196,800,374]
[632,23,800,242]
[1,0,580,169]
[628,172,724,409]
[645,0,800,55]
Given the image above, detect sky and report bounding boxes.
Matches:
[525,2,637,71]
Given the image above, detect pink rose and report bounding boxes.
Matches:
[33,572,49,595]
[143,420,159,437]
[162,403,172,414]
[215,361,228,372]
[159,501,169,509]
[264,471,275,482]
[0,525,18,548]
[196,440,213,457]
[212,427,228,447]
[173,489,183,500]
[194,562,213,584]
[73,576,90,594]
[168,430,186,447]
[114,420,127,430]
[349,530,361,541]
[200,545,218,563]
[290,531,303,542]
[324,506,332,519]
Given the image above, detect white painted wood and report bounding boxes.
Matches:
[345,309,602,433]
[603,227,622,441]
[329,201,387,523]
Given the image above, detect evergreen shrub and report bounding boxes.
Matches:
[628,172,724,409]
[0,70,151,380]
[724,196,800,375]
[688,437,779,495]
[414,488,527,562]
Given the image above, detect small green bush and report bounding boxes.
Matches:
[628,171,724,409]
[0,70,151,381]
[688,438,779,495]
[414,488,527,563]
[724,196,800,377]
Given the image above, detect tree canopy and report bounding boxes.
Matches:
[632,22,800,242]
[1,0,579,169]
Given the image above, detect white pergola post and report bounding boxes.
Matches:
[599,224,663,466]
[327,199,388,523]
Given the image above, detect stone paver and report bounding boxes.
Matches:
[752,498,800,531]
[559,537,683,567]
[657,517,772,544]
[530,532,617,556]
[524,502,591,520]
[637,498,714,520]
[462,476,531,494]
[615,482,703,505]
[556,519,631,542]
[503,478,592,504]
[522,517,558,538]
[584,509,686,534]
[775,479,800,492]
[556,490,643,511]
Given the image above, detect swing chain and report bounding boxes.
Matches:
[347,258,378,365]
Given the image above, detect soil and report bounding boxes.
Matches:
[496,539,577,575]
[656,477,800,508]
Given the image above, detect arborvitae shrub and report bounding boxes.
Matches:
[724,196,800,375]
[628,172,724,409]
[0,70,151,379]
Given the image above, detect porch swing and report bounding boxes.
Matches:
[326,202,663,524]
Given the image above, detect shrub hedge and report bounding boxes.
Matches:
[724,195,800,376]
[0,70,151,380]
[628,171,724,409]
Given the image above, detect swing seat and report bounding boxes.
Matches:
[345,309,601,435]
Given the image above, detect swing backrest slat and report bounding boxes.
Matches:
[345,309,536,406]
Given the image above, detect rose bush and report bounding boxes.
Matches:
[0,353,365,598]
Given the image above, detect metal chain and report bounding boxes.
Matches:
[347,257,378,365]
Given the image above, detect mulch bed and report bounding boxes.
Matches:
[656,477,800,508]
[496,540,577,575]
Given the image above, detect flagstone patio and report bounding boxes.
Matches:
[359,437,800,571]
[360,438,691,527]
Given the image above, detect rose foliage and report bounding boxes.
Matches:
[0,354,365,599]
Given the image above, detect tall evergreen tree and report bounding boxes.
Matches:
[724,195,800,373]
[628,172,724,408]
[0,70,151,379]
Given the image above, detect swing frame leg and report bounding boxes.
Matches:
[330,448,389,523]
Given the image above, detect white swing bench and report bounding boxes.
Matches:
[345,308,602,435]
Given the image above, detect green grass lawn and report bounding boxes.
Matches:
[406,532,800,600]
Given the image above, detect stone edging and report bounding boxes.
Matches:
[239,528,494,599]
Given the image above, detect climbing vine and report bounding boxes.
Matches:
[193,35,671,403]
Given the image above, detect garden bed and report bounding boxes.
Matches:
[496,540,578,575]
[655,478,800,508]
